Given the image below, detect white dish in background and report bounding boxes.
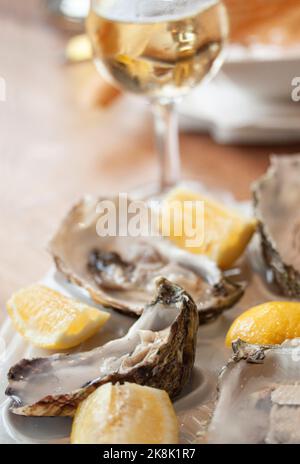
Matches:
[223,44,300,101]
[179,45,300,145]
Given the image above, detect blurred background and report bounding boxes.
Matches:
[1,0,300,308]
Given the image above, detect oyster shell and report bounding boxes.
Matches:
[253,155,300,297]
[208,339,300,444]
[50,196,244,324]
[6,278,198,417]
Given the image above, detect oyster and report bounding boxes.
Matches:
[253,155,300,297]
[208,339,300,444]
[6,278,198,417]
[50,196,244,324]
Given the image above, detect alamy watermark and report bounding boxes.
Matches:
[290,338,300,362]
[0,336,6,364]
[0,76,6,102]
[291,77,300,102]
[94,193,208,248]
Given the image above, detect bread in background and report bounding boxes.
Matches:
[224,0,300,46]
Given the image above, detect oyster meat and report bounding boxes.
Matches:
[50,196,244,324]
[253,155,300,297]
[6,278,198,417]
[208,339,300,444]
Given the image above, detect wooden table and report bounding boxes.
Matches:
[1,0,300,312]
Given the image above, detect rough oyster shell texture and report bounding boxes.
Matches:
[253,155,300,297]
[208,339,300,444]
[50,196,244,324]
[6,278,198,417]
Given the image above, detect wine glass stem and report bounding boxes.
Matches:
[152,101,181,192]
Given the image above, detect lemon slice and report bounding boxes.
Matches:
[226,301,300,347]
[161,187,257,269]
[7,284,110,350]
[71,383,179,444]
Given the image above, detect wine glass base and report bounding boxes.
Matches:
[131,178,210,200]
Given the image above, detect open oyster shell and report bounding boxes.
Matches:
[208,339,300,444]
[6,278,198,417]
[50,196,244,324]
[253,155,300,297]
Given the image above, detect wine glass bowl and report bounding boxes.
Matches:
[86,0,229,191]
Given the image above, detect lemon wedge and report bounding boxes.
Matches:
[7,284,110,350]
[226,301,300,347]
[161,187,256,269]
[71,382,179,444]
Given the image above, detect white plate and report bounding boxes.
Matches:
[0,232,287,444]
[223,44,300,101]
[179,45,300,144]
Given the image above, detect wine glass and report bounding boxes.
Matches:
[86,0,228,193]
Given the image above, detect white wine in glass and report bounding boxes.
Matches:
[87,0,228,191]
